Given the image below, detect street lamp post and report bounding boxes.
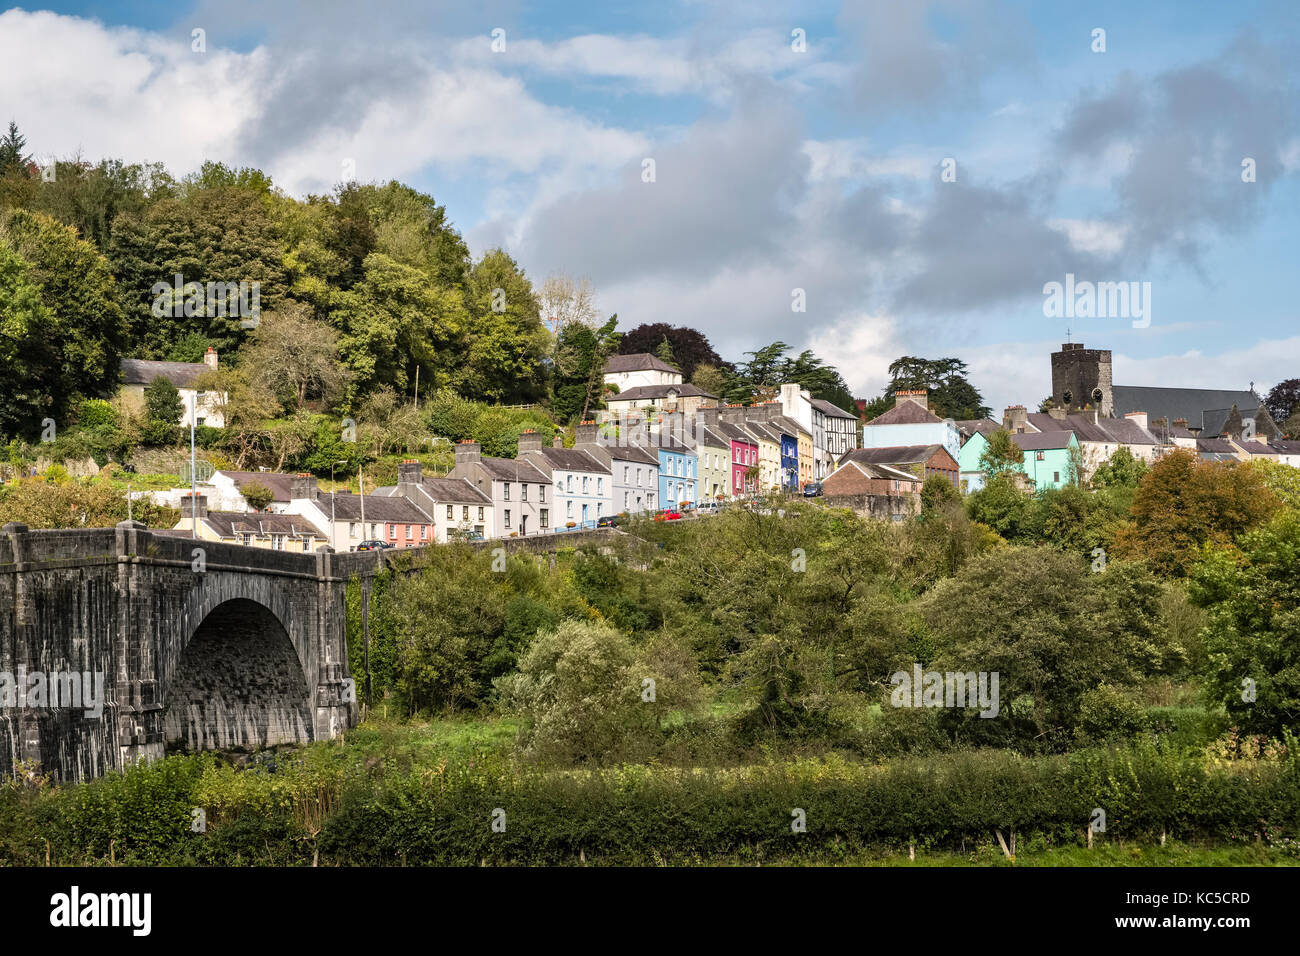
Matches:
[189,390,205,539]
[330,459,348,550]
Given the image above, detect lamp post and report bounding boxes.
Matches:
[330,460,348,550]
[189,390,205,539]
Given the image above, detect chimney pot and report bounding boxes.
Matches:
[203,347,218,369]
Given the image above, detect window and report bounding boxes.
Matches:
[503,483,510,501]
[597,478,603,494]
[1036,451,1045,461]
[302,537,311,551]
[389,525,397,538]
[462,506,469,520]
[1054,472,1060,483]
[566,500,573,517]
[242,533,252,546]
[582,476,589,493]
[636,468,642,485]
[421,526,428,540]
[478,507,484,520]
[566,475,573,492]
[446,505,454,520]
[624,492,629,508]
[349,523,358,537]
[624,466,629,482]
[504,510,511,528]
[406,525,413,540]
[521,484,528,501]
[540,509,548,526]
[272,534,284,550]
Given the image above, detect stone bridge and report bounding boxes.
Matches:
[0,521,381,783]
[0,521,622,782]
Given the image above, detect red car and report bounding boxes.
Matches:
[654,510,683,522]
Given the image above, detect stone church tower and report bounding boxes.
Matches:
[1050,343,1113,416]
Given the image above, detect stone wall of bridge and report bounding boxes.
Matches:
[0,521,360,783]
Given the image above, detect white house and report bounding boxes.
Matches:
[603,353,682,392]
[373,460,496,541]
[119,347,226,428]
[517,431,613,528]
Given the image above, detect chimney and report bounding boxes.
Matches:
[895,389,928,410]
[454,440,482,465]
[1174,418,1188,429]
[575,420,599,445]
[290,473,318,501]
[1003,405,1028,433]
[697,405,720,428]
[1124,411,1149,431]
[180,492,208,520]
[1080,407,1099,425]
[397,459,422,486]
[517,430,542,454]
[720,404,747,425]
[1047,406,1067,421]
[203,346,218,369]
[553,434,564,449]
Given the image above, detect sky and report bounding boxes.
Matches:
[2,0,1298,413]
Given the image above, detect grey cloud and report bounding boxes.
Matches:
[519,92,810,283]
[837,0,1033,115]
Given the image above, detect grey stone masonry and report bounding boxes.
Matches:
[0,521,373,782]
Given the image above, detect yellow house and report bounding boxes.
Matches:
[172,494,325,552]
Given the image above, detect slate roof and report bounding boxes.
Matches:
[316,493,433,523]
[1195,438,1239,456]
[1268,439,1300,455]
[578,441,661,467]
[215,471,298,502]
[715,422,757,445]
[520,447,612,476]
[768,414,811,438]
[605,353,680,375]
[812,398,858,420]
[1024,413,1156,445]
[696,425,732,451]
[865,402,943,426]
[1112,385,1261,431]
[824,460,922,495]
[1234,441,1279,458]
[197,512,324,539]
[121,358,211,389]
[1199,407,1266,439]
[840,444,957,469]
[1010,430,1076,451]
[373,477,492,505]
[956,418,1000,441]
[474,456,550,483]
[607,383,718,402]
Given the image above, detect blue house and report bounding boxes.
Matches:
[655,434,697,508]
[861,392,962,463]
[779,432,799,490]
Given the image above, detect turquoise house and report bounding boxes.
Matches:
[959,430,1078,493]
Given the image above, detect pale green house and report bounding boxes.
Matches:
[960,429,1079,492]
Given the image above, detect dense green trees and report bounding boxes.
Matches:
[0,210,127,436]
[860,356,991,421]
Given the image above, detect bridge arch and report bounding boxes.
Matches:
[162,597,314,752]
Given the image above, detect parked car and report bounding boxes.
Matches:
[354,540,392,551]
[597,514,620,528]
[802,482,823,497]
[653,510,683,522]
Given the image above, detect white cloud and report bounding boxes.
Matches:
[1047,218,1130,257]
[0,9,646,198]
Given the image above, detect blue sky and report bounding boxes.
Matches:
[3,0,1297,412]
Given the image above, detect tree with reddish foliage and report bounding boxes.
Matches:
[1113,448,1279,576]
[616,323,724,380]
[1264,378,1300,425]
